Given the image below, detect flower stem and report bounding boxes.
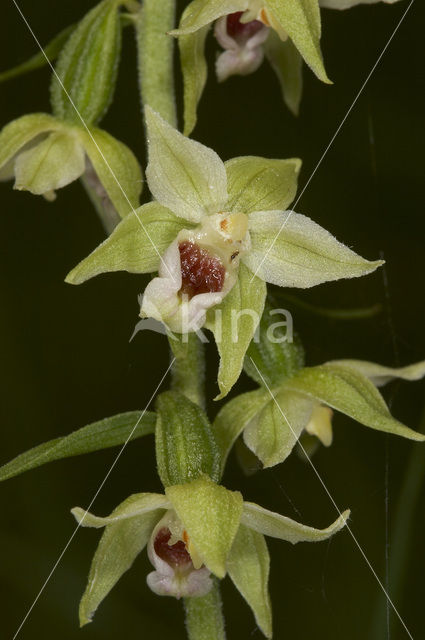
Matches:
[80,169,121,235]
[169,333,206,409]
[184,579,226,640]
[135,0,177,127]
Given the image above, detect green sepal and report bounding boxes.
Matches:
[327,359,425,388]
[206,263,266,399]
[244,300,305,388]
[155,391,221,487]
[285,363,425,441]
[73,493,168,626]
[65,202,189,285]
[225,155,301,214]
[77,126,143,218]
[265,0,328,83]
[174,0,249,34]
[179,8,210,135]
[227,524,272,638]
[0,24,75,84]
[0,411,155,482]
[166,475,243,578]
[241,501,350,543]
[213,388,270,474]
[264,33,303,116]
[51,0,122,125]
[243,387,314,468]
[0,113,61,179]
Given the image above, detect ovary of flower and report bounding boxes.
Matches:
[140,212,251,333]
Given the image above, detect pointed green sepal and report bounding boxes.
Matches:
[264,33,303,115]
[155,391,221,487]
[241,501,350,543]
[0,411,155,482]
[327,359,425,388]
[227,524,272,638]
[166,475,243,578]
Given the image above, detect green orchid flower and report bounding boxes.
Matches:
[0,114,142,215]
[73,474,349,637]
[66,106,382,397]
[214,306,425,469]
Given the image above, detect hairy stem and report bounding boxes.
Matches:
[184,579,226,640]
[80,165,121,235]
[136,0,177,127]
[169,333,206,409]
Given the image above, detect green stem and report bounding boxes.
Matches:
[169,333,206,409]
[184,579,226,640]
[135,0,177,127]
[80,169,121,235]
[371,405,425,638]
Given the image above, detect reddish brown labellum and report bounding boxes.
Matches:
[226,12,264,43]
[179,241,225,298]
[154,527,192,568]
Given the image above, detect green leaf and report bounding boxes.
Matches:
[225,155,301,214]
[166,475,243,578]
[174,0,249,34]
[14,130,85,195]
[72,493,170,528]
[77,127,143,218]
[0,113,60,178]
[136,0,177,127]
[155,391,221,487]
[243,387,314,467]
[206,262,266,399]
[145,106,228,223]
[264,33,303,115]
[0,411,155,482]
[73,493,167,626]
[227,525,272,638]
[265,0,328,82]
[285,364,425,441]
[327,359,425,388]
[0,25,75,84]
[51,0,122,125]
[66,202,189,285]
[179,17,210,135]
[213,388,270,474]
[241,501,350,543]
[245,210,383,288]
[244,300,305,388]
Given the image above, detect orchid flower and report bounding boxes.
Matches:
[66,107,382,397]
[73,474,349,637]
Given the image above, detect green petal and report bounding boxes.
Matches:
[243,387,314,468]
[241,501,350,543]
[265,0,329,83]
[179,17,210,135]
[327,359,425,388]
[72,493,170,528]
[66,202,189,285]
[166,475,243,578]
[145,106,228,223]
[225,156,301,214]
[0,410,155,483]
[73,494,167,626]
[173,0,249,34]
[14,130,85,195]
[285,363,425,441]
[206,263,266,399]
[227,525,272,639]
[0,113,61,177]
[213,388,271,474]
[155,391,221,487]
[264,33,303,116]
[50,0,122,125]
[245,210,383,288]
[78,127,143,218]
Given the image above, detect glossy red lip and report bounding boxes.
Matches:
[179,241,225,298]
[226,12,265,43]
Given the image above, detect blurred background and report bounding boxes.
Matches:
[1,1,424,638]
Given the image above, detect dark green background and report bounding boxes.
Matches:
[1,1,424,638]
